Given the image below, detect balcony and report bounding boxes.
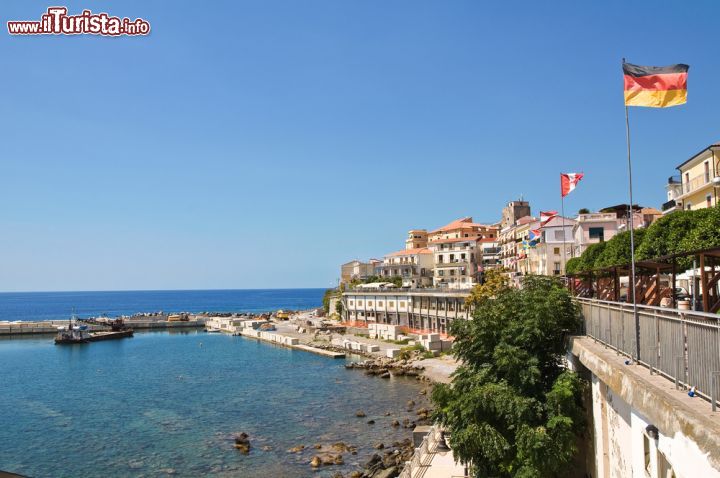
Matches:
[661,199,677,212]
[682,173,713,195]
[435,260,472,269]
[668,175,681,185]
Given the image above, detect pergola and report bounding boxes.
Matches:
[567,246,720,313]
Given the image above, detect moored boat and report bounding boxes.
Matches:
[54,315,134,345]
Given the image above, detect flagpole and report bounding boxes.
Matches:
[623,58,640,362]
[561,192,567,274]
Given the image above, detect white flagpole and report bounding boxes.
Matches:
[623,58,640,362]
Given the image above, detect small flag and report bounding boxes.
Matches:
[529,229,542,242]
[561,173,584,197]
[623,62,689,108]
[540,211,558,226]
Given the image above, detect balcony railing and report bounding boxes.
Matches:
[579,298,720,409]
[683,173,711,194]
[661,199,677,211]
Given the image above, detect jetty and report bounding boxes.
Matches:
[236,327,345,358]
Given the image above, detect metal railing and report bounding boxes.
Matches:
[578,298,720,407]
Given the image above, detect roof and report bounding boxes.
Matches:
[386,247,432,257]
[641,207,662,215]
[676,142,720,171]
[542,216,576,228]
[429,217,490,234]
[516,216,537,225]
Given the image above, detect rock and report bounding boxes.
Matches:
[333,454,344,465]
[313,443,322,449]
[234,432,250,445]
[374,442,385,449]
[234,443,250,454]
[374,466,399,478]
[355,410,366,417]
[350,472,363,478]
[310,455,322,468]
[384,412,392,416]
[380,372,390,378]
[331,442,349,452]
[261,446,272,451]
[391,419,400,427]
[367,419,375,425]
[288,445,305,453]
[332,473,344,478]
[406,400,415,409]
[159,468,177,475]
[419,389,427,395]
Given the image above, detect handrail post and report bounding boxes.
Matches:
[712,371,720,412]
[675,356,684,390]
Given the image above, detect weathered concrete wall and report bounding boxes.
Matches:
[570,336,720,478]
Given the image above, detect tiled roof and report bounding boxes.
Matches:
[429,217,489,233]
[386,247,432,257]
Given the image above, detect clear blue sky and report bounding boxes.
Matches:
[2,0,719,292]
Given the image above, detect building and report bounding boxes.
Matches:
[342,289,471,336]
[501,199,531,229]
[479,238,501,271]
[675,142,720,211]
[572,212,619,257]
[534,216,575,276]
[427,217,497,289]
[340,259,380,285]
[376,247,434,288]
[662,175,683,215]
[405,229,428,250]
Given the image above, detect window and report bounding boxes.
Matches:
[705,161,711,182]
[644,434,652,474]
[686,202,692,210]
[554,230,565,240]
[553,247,560,255]
[349,300,354,306]
[388,301,395,307]
[589,227,605,241]
[357,300,363,306]
[378,301,383,307]
[554,262,561,274]
[367,301,373,307]
[449,270,456,276]
[399,302,406,308]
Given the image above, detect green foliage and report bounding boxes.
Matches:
[466,268,510,307]
[565,257,581,275]
[578,208,590,214]
[432,276,585,477]
[594,229,645,269]
[335,300,343,315]
[398,343,425,360]
[322,288,337,314]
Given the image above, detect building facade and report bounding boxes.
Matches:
[340,259,380,285]
[572,212,619,257]
[675,142,720,211]
[405,229,428,250]
[376,248,434,288]
[342,289,471,335]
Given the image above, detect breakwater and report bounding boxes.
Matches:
[0,318,206,336]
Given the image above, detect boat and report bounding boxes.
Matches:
[54,315,134,345]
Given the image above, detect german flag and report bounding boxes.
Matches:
[623,62,689,108]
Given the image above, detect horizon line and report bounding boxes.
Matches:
[0,287,330,294]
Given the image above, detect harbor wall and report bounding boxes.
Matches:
[0,319,206,336]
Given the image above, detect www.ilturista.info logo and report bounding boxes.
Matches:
[7,7,150,36]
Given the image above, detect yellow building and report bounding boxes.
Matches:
[675,142,720,211]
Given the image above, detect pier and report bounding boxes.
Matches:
[0,318,206,336]
[235,327,345,358]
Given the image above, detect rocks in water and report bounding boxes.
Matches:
[374,442,385,449]
[406,399,415,411]
[349,472,363,478]
[344,357,426,381]
[233,432,251,454]
[310,456,322,468]
[390,419,400,427]
[355,410,367,417]
[367,419,375,425]
[313,443,322,449]
[261,446,272,451]
[379,372,390,379]
[288,444,305,453]
[333,454,344,465]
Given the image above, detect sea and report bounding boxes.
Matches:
[0,290,430,478]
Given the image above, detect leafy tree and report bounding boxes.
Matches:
[594,229,645,269]
[678,206,720,258]
[322,288,337,314]
[565,257,581,275]
[433,276,585,477]
[578,208,590,214]
[350,275,402,288]
[466,268,510,307]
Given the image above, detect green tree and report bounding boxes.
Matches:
[594,229,645,269]
[578,208,590,214]
[322,288,337,314]
[432,276,585,477]
[466,268,510,307]
[565,257,581,275]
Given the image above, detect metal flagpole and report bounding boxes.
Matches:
[623,58,640,362]
[561,191,567,274]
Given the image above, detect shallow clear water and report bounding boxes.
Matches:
[0,289,326,322]
[0,331,429,478]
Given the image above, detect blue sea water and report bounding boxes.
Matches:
[0,290,430,477]
[0,289,326,322]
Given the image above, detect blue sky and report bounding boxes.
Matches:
[1,0,719,291]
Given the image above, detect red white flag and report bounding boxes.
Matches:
[540,210,558,226]
[561,173,584,197]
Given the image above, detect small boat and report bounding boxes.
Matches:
[55,314,134,345]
